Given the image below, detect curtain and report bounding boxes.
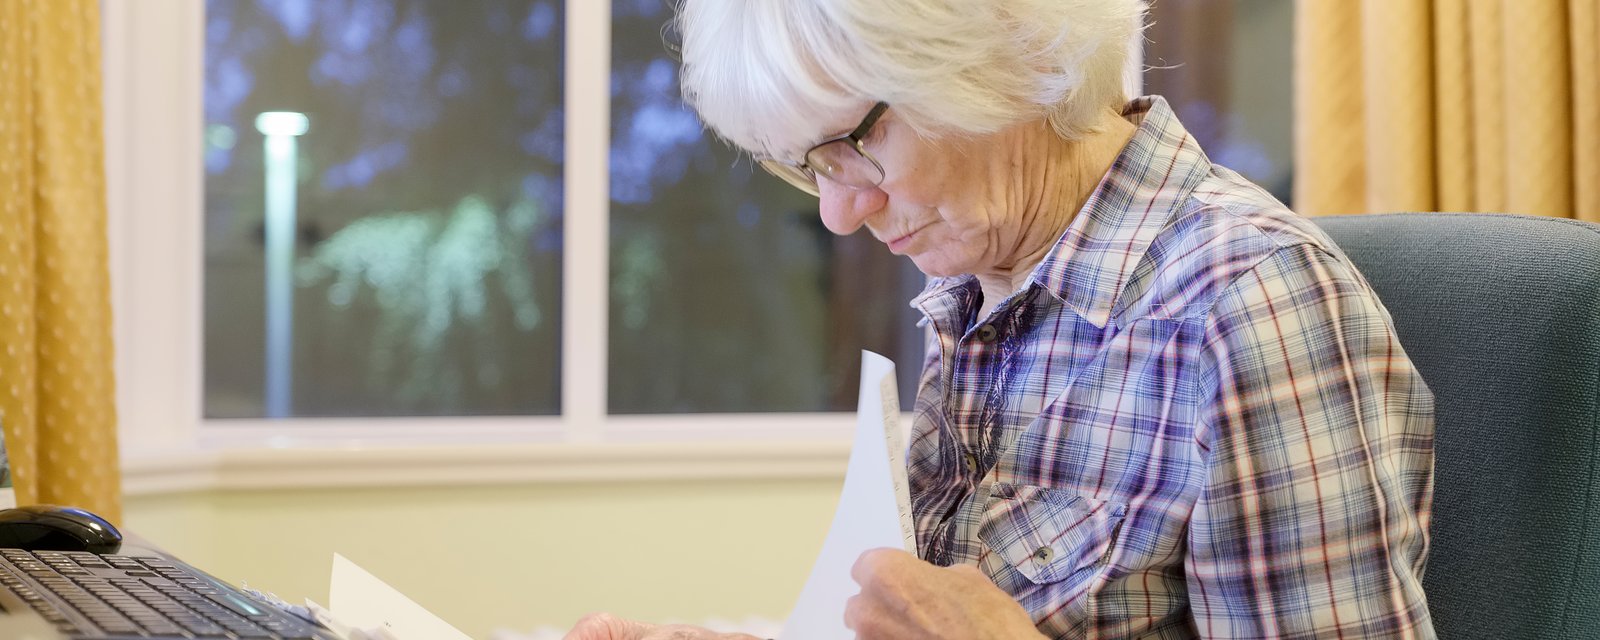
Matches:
[1295,0,1600,221]
[0,0,122,523]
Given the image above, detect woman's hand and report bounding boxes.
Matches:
[562,613,764,640]
[845,548,1045,640]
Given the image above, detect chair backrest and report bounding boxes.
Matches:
[1313,212,1600,639]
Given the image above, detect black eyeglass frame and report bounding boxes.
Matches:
[757,101,890,197]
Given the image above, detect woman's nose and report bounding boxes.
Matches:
[817,179,887,235]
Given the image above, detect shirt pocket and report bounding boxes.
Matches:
[977,482,1128,586]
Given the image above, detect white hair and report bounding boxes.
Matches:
[674,0,1146,161]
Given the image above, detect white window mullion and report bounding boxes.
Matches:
[562,0,612,442]
[105,0,206,455]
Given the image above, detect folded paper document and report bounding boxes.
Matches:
[781,351,915,639]
[324,553,471,640]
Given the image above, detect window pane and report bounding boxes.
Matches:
[1145,0,1294,205]
[608,1,924,414]
[203,0,564,418]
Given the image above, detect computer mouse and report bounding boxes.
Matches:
[0,505,123,554]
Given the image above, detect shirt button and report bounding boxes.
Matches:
[963,453,979,475]
[975,324,999,342]
[1033,546,1054,564]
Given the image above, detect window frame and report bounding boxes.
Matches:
[106,0,859,494]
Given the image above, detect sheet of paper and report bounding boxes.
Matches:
[329,553,472,640]
[781,351,914,639]
[876,357,916,548]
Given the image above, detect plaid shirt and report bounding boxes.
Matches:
[906,97,1435,639]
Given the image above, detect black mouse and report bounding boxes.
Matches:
[0,505,123,554]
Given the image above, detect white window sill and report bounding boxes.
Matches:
[121,440,852,496]
[119,414,869,496]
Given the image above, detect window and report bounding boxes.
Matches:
[202,0,565,418]
[198,0,921,423]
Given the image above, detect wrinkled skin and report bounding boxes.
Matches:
[842,548,1043,640]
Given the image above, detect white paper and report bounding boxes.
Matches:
[329,553,472,640]
[876,358,916,549]
[781,351,915,639]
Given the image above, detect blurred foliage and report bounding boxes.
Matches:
[296,196,546,412]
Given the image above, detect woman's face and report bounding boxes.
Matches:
[812,104,1026,279]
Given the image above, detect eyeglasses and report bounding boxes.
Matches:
[758,102,889,197]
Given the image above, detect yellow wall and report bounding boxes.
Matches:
[124,478,844,639]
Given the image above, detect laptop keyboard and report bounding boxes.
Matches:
[0,549,328,639]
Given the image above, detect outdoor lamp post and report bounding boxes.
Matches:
[255,111,309,419]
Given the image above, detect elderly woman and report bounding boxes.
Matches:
[570,0,1434,638]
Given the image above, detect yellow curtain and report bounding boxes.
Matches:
[0,0,122,523]
[1296,0,1600,221]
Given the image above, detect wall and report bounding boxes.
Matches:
[1232,0,1296,199]
[124,478,844,639]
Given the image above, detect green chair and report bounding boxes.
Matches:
[1313,212,1600,639]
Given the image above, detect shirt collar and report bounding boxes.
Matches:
[912,96,1210,329]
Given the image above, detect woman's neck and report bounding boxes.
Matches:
[974,110,1138,320]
